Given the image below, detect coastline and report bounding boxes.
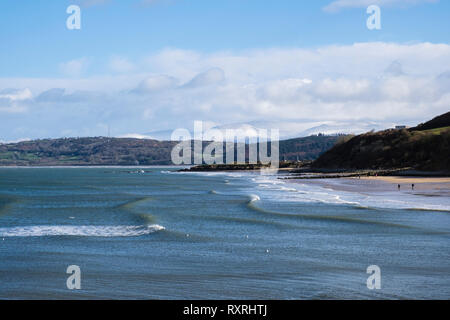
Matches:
[2,167,449,299]
[286,176,450,198]
[359,176,450,184]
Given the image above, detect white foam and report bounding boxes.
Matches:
[178,170,247,179]
[279,186,298,192]
[250,175,450,211]
[0,224,165,237]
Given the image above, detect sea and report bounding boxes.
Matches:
[0,167,449,299]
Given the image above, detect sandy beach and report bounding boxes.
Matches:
[360,176,450,184]
[291,175,450,196]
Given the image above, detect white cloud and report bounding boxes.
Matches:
[36,88,66,102]
[384,60,405,76]
[0,104,28,114]
[313,78,372,101]
[133,75,179,94]
[0,88,32,101]
[108,56,135,73]
[259,78,312,101]
[0,88,32,114]
[324,0,438,12]
[182,68,225,88]
[1,42,450,140]
[59,58,89,77]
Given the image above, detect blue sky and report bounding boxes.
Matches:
[1,0,449,77]
[1,0,450,141]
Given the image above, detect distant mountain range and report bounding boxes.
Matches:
[142,120,392,141]
[313,111,450,172]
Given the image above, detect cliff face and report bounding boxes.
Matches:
[313,113,450,171]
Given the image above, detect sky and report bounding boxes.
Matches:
[1,0,450,141]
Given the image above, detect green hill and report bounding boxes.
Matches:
[278,134,343,161]
[0,137,178,166]
[411,111,450,131]
[313,112,450,172]
[0,134,341,166]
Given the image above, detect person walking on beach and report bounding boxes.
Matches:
[412,184,415,190]
[398,184,401,190]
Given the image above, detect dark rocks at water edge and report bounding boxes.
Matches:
[179,161,312,172]
[281,168,412,179]
[179,163,271,172]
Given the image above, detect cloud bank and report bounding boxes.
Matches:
[1,42,449,141]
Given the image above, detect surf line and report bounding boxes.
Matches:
[183,304,217,318]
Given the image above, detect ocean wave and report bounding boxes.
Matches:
[160,170,180,174]
[0,195,17,216]
[250,175,450,212]
[244,200,420,230]
[116,196,154,210]
[136,213,157,224]
[0,224,165,237]
[176,170,246,178]
[248,194,261,202]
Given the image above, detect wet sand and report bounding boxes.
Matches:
[290,176,450,196]
[360,176,450,184]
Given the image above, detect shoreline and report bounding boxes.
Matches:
[359,176,450,184]
[286,176,450,196]
[1,165,449,181]
[180,163,450,178]
[0,165,189,169]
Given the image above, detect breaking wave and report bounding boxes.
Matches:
[0,224,165,237]
[252,175,450,212]
[248,194,261,202]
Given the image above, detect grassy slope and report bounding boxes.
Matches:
[313,126,450,171]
